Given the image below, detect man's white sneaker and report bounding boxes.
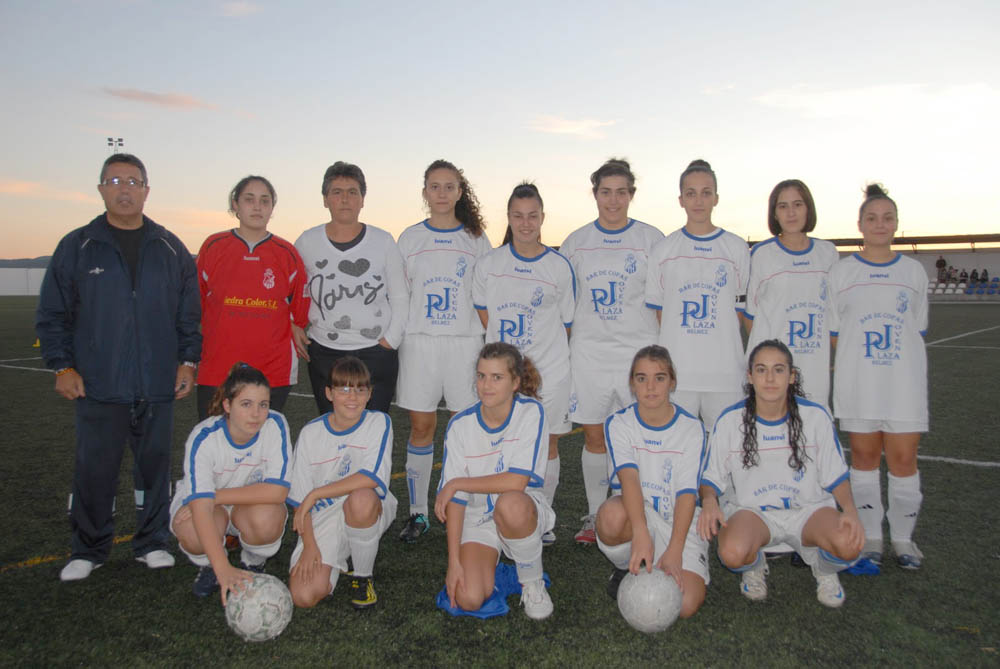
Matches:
[740,560,768,601]
[60,559,101,582]
[521,579,553,620]
[816,573,846,608]
[136,550,175,569]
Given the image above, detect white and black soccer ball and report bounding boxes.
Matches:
[617,568,682,634]
[225,573,294,642]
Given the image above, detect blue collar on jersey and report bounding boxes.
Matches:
[681,226,725,242]
[593,218,635,235]
[852,252,901,267]
[508,244,550,263]
[421,219,465,234]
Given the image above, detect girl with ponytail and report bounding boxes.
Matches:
[170,362,291,604]
[699,340,863,608]
[434,343,555,621]
[828,184,929,572]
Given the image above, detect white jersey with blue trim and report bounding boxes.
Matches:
[472,244,575,375]
[645,227,750,392]
[176,411,292,506]
[828,253,929,423]
[560,219,664,368]
[439,395,548,516]
[286,410,393,514]
[397,220,492,337]
[701,398,848,511]
[605,403,706,524]
[746,237,839,405]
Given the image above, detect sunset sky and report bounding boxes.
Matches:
[2,1,998,258]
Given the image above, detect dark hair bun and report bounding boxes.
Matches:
[864,183,887,198]
[688,159,712,170]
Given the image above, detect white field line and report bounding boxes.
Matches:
[0,363,50,373]
[926,324,1000,346]
[0,356,42,363]
[929,345,1000,350]
[917,455,1000,468]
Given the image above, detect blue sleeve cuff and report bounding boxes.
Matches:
[645,302,662,311]
[451,498,468,507]
[919,330,927,337]
[823,471,850,493]
[474,304,487,311]
[744,312,755,321]
[675,488,697,498]
[612,463,639,478]
[702,479,723,497]
[563,321,572,329]
[359,470,388,498]
[182,491,215,506]
[264,478,291,489]
[829,330,839,337]
[507,467,543,488]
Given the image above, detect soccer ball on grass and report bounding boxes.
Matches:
[617,568,682,633]
[225,573,294,642]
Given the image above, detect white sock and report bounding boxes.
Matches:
[542,455,560,507]
[596,535,630,571]
[405,442,434,516]
[500,524,544,584]
[187,552,211,568]
[240,536,282,566]
[812,548,851,576]
[850,467,884,544]
[887,471,922,544]
[346,521,381,577]
[582,449,609,517]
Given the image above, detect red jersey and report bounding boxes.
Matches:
[196,230,309,386]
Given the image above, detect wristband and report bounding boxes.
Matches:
[181,361,197,368]
[55,367,75,377]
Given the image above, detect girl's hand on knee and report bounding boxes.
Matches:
[697,505,725,542]
[174,505,192,525]
[657,547,685,592]
[291,545,322,584]
[840,511,865,553]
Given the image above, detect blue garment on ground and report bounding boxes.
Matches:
[844,557,880,575]
[436,562,551,618]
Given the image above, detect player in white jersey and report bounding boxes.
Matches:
[746,180,839,407]
[396,160,492,544]
[473,183,575,542]
[560,159,665,545]
[597,345,708,618]
[287,357,395,609]
[699,340,863,608]
[434,343,555,620]
[170,363,291,604]
[829,184,928,572]
[645,160,749,430]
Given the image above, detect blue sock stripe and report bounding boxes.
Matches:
[407,443,434,456]
[723,550,763,573]
[819,548,852,566]
[407,477,416,505]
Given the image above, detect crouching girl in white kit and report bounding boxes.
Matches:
[170,363,291,604]
[287,356,396,610]
[698,340,864,608]
[596,345,708,619]
[434,342,555,620]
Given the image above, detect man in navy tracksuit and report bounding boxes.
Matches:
[36,154,201,581]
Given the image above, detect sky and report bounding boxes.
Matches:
[2,0,999,258]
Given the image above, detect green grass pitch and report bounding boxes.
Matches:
[1,296,998,666]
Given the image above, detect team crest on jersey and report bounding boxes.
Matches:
[494,454,505,474]
[715,265,728,288]
[661,459,673,486]
[624,253,637,275]
[530,287,544,307]
[262,268,275,290]
[819,277,828,302]
[568,393,578,415]
[896,290,909,314]
[455,256,468,278]
[338,455,352,477]
[248,469,264,484]
[792,467,805,482]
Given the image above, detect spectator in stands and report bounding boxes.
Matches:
[959,268,968,283]
[970,269,980,283]
[935,255,947,282]
[947,266,957,282]
[981,269,990,284]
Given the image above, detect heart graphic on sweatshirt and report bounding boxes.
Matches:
[326,332,339,341]
[316,259,328,269]
[360,326,382,339]
[334,315,351,330]
[338,258,370,277]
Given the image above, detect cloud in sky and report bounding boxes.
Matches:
[753,83,1000,120]
[101,88,217,111]
[528,115,616,139]
[220,2,261,17]
[0,180,100,205]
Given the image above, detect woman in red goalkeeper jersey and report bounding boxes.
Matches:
[195,176,310,419]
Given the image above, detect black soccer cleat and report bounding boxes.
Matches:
[398,513,430,543]
[607,567,628,600]
[192,565,219,598]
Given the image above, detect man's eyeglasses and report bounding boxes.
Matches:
[101,177,146,188]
